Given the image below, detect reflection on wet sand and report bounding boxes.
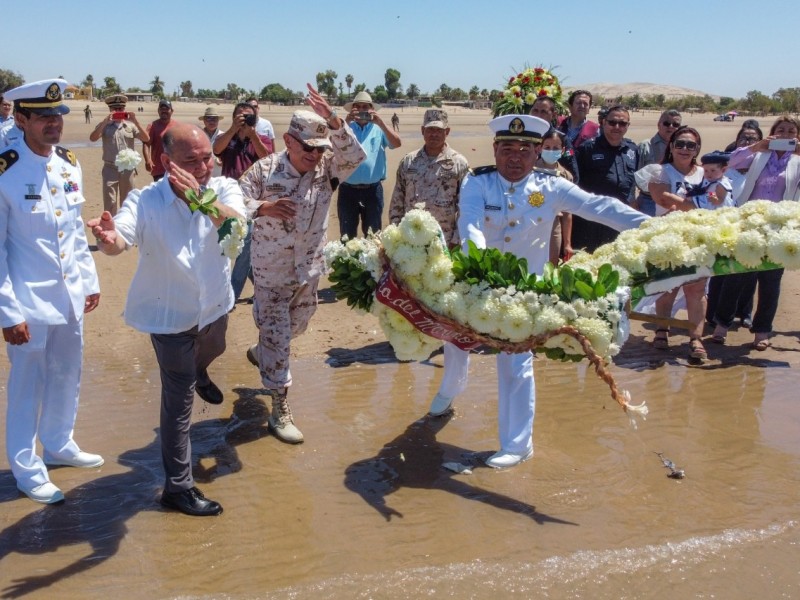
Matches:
[1,349,800,598]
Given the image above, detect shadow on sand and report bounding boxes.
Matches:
[344,413,578,527]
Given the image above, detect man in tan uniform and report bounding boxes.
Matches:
[239,85,365,444]
[88,94,149,214]
[388,109,469,246]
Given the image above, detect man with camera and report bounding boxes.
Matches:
[89,94,150,215]
[337,90,401,239]
[212,102,273,180]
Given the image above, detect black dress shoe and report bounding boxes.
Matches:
[196,380,223,405]
[160,487,223,516]
[741,317,753,329]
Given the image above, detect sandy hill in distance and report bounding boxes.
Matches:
[565,82,720,101]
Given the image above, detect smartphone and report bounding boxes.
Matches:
[357,111,373,121]
[111,111,127,121]
[768,138,797,152]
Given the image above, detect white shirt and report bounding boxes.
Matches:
[114,176,245,334]
[256,116,274,140]
[459,168,648,272]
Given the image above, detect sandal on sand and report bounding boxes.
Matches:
[689,338,708,360]
[653,328,669,350]
[752,338,771,351]
[711,325,727,345]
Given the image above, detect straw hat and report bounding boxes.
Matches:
[198,106,223,121]
[344,90,381,112]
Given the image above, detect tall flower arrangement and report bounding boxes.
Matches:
[492,65,565,117]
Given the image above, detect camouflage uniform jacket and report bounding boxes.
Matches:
[388,144,469,245]
[240,123,366,287]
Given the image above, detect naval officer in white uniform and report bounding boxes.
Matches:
[429,114,649,468]
[0,79,103,504]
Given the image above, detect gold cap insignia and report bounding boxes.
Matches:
[508,118,525,134]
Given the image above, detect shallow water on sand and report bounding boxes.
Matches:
[1,343,799,598]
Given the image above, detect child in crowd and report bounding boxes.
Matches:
[693,150,734,209]
[536,129,573,264]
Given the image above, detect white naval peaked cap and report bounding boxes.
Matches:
[489,114,549,142]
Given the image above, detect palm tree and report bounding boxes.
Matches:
[179,80,193,98]
[345,74,354,99]
[406,83,420,100]
[150,76,164,97]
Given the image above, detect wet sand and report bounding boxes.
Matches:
[0,102,799,599]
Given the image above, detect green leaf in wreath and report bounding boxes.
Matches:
[574,280,594,300]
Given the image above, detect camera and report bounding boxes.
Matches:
[243,113,257,127]
[111,111,127,121]
[357,111,373,121]
[768,138,797,152]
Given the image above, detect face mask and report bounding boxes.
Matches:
[541,149,562,163]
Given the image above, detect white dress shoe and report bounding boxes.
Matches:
[428,393,454,416]
[485,449,534,469]
[18,482,65,504]
[44,451,104,468]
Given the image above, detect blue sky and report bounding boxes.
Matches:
[4,0,796,99]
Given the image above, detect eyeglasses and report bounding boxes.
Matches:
[293,136,326,154]
[661,121,681,128]
[673,140,698,150]
[605,119,629,128]
[738,136,759,144]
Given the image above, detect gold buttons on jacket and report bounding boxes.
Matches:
[60,252,66,259]
[55,209,62,217]
[58,231,64,238]
[504,236,512,242]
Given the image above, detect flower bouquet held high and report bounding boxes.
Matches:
[184,187,248,260]
[324,208,645,416]
[492,65,565,117]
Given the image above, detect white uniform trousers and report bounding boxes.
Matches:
[5,313,84,491]
[436,343,535,455]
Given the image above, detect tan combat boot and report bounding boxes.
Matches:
[267,388,304,444]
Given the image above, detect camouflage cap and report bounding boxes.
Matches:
[423,109,448,129]
[287,110,332,148]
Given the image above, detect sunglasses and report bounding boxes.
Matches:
[605,119,629,128]
[661,121,681,128]
[673,140,698,150]
[738,136,759,144]
[293,136,326,154]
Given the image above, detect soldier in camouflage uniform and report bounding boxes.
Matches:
[239,85,366,444]
[388,109,469,247]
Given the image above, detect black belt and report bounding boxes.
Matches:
[341,182,380,189]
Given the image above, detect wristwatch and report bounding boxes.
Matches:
[326,109,338,123]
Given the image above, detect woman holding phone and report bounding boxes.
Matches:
[711,116,800,350]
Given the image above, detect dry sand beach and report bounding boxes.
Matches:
[0,100,798,599]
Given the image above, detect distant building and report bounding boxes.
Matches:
[125,92,156,102]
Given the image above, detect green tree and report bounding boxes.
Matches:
[150,75,164,96]
[102,76,122,96]
[740,90,772,114]
[406,83,420,100]
[345,74,354,98]
[260,83,295,104]
[437,83,451,100]
[226,83,243,101]
[0,68,25,93]
[80,74,94,92]
[384,68,401,99]
[315,70,338,99]
[354,83,367,94]
[450,87,466,101]
[179,80,194,98]
[773,87,800,114]
[469,86,480,100]
[372,84,389,103]
[196,88,219,99]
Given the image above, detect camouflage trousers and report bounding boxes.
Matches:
[252,278,319,389]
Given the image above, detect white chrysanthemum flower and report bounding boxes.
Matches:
[421,255,455,293]
[357,246,383,280]
[115,148,142,172]
[498,301,534,342]
[438,290,469,322]
[532,305,566,335]
[706,221,740,257]
[466,296,503,335]
[554,300,578,321]
[398,209,439,246]
[387,329,425,361]
[733,229,767,268]
[543,333,584,356]
[612,239,648,274]
[380,305,415,333]
[380,224,402,255]
[219,217,247,260]
[574,317,613,357]
[767,228,800,269]
[391,244,428,277]
[645,232,692,269]
[322,240,349,267]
